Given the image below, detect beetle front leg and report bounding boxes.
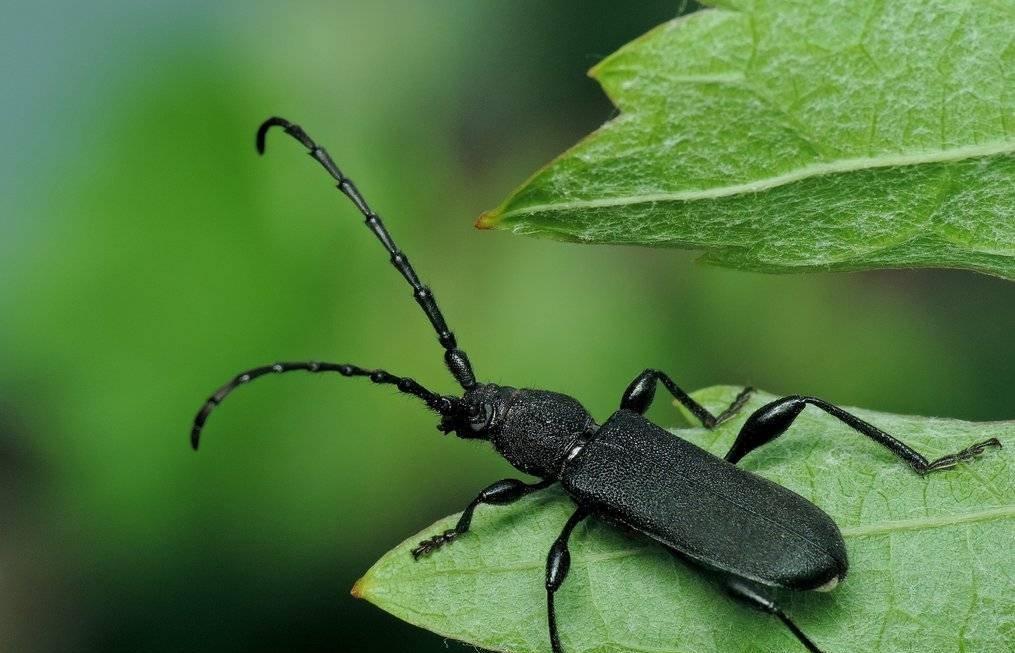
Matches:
[726,395,1001,474]
[620,369,754,428]
[545,507,589,653]
[411,478,555,559]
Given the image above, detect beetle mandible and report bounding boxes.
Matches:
[191,117,1003,653]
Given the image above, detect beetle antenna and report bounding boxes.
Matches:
[191,361,457,450]
[256,117,477,391]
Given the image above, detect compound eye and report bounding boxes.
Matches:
[468,402,493,432]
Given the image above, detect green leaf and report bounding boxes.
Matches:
[478,0,1015,280]
[354,386,1012,653]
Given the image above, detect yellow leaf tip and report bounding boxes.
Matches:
[475,209,501,230]
[350,575,369,599]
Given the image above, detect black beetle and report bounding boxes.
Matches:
[192,117,1002,653]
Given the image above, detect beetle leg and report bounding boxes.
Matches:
[410,478,555,559]
[545,507,590,653]
[723,578,824,653]
[725,395,1002,474]
[620,369,754,428]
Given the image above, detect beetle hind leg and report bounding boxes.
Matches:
[725,395,1002,474]
[724,578,824,653]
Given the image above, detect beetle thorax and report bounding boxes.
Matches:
[459,384,595,478]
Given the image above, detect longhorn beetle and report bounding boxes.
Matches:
[192,117,1003,653]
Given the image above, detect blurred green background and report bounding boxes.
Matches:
[0,2,1011,652]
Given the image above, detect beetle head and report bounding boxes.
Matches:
[437,383,515,439]
[440,383,595,479]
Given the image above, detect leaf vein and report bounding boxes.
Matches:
[839,504,1013,537]
[499,143,1015,218]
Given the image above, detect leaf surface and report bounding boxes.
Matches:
[478,0,1015,280]
[355,386,1013,653]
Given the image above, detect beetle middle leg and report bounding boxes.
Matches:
[411,478,555,559]
[621,369,754,428]
[545,507,589,653]
[726,395,1002,474]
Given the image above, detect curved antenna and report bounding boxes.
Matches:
[256,117,477,391]
[191,361,454,450]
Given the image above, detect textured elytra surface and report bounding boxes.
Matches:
[479,0,1015,280]
[355,386,1013,653]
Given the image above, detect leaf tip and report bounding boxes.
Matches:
[350,574,370,600]
[475,209,501,230]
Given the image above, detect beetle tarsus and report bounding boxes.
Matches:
[712,386,756,427]
[410,478,557,560]
[922,437,1002,474]
[411,529,459,560]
